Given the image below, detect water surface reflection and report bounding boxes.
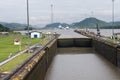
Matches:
[45,48,120,80]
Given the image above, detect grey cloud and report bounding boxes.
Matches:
[0,0,120,24]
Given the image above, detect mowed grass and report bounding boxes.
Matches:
[106,39,120,44]
[0,34,41,62]
[0,53,31,72]
[0,34,51,72]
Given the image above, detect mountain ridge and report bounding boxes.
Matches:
[45,17,120,29]
[1,17,120,30]
[72,17,110,28]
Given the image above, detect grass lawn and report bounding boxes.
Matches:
[0,34,42,62]
[106,39,120,44]
[0,34,51,72]
[0,53,31,72]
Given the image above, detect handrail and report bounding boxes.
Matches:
[74,29,118,48]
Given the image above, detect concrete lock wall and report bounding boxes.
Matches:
[57,38,92,48]
[75,30,120,68]
[23,53,47,80]
[92,39,117,66]
[24,38,92,80]
[117,48,120,68]
[4,37,120,80]
[23,39,57,80]
[57,38,120,68]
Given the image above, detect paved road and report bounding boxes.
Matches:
[17,29,88,39]
[56,29,88,38]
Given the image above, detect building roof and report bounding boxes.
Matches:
[29,31,42,33]
[14,38,21,42]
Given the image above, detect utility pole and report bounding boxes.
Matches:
[51,4,53,23]
[27,0,30,53]
[96,23,100,37]
[112,0,115,39]
[91,11,94,17]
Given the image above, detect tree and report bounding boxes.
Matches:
[0,24,10,32]
[24,26,33,30]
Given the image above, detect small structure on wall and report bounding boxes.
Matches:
[114,33,120,40]
[14,38,21,45]
[30,31,42,38]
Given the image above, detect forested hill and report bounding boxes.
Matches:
[44,17,120,29]
[0,24,10,32]
[72,17,109,28]
[0,22,27,30]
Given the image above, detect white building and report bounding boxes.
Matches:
[58,25,64,29]
[65,26,70,30]
[14,38,21,45]
[30,31,42,38]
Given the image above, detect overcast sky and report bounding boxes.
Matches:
[0,0,120,25]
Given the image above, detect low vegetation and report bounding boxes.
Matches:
[105,39,120,44]
[0,54,31,72]
[0,33,51,73]
[0,33,47,62]
[0,35,40,62]
[0,24,10,32]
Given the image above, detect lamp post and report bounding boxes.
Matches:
[112,0,115,39]
[96,18,100,37]
[51,4,53,23]
[91,11,94,17]
[27,0,30,53]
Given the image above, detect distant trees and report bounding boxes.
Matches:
[24,26,33,30]
[100,25,120,29]
[0,24,10,32]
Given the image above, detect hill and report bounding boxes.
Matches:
[0,22,28,30]
[72,17,109,28]
[44,17,111,29]
[109,21,120,25]
[1,17,120,30]
[0,24,10,32]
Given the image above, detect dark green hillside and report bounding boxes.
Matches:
[101,25,120,29]
[0,24,10,32]
[0,22,31,30]
[72,17,109,28]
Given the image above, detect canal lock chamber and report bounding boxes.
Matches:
[22,38,120,80]
[3,37,119,80]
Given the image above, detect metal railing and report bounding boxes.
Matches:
[1,34,59,80]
